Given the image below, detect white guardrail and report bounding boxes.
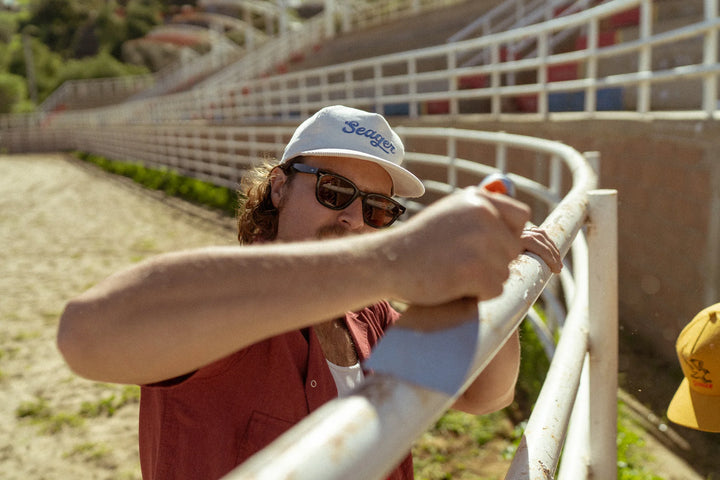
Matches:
[1,0,718,133]
[0,118,617,478]
[214,128,616,480]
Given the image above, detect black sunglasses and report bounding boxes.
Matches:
[289,163,406,228]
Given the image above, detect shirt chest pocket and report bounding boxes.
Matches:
[236,410,295,464]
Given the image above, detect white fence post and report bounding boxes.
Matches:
[325,0,336,38]
[637,0,652,114]
[703,0,718,117]
[587,189,619,480]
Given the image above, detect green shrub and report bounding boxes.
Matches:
[125,0,162,40]
[52,50,148,88]
[0,72,28,113]
[0,12,19,44]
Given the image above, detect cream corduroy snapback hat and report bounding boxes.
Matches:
[667,303,720,432]
[280,105,425,198]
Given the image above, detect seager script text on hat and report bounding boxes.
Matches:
[342,121,397,155]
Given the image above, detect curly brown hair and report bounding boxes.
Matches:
[236,159,296,244]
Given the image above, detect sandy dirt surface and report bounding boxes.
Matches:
[0,153,712,480]
[0,154,236,479]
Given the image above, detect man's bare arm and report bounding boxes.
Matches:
[57,189,530,385]
[451,224,563,413]
[58,238,397,385]
[452,329,520,415]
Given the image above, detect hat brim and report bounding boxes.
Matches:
[667,378,720,432]
[284,148,425,198]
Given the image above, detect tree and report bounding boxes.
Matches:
[125,0,162,40]
[25,0,91,57]
[0,72,28,113]
[95,2,127,58]
[0,11,20,44]
[6,35,63,102]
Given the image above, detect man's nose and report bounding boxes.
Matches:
[337,197,366,230]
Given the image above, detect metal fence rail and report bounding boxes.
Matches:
[0,118,612,478]
[1,0,714,135]
[214,128,613,480]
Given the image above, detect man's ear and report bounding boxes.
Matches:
[269,166,288,209]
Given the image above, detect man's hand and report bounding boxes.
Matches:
[384,187,530,306]
[520,226,563,273]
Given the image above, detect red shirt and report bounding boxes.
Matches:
[139,301,413,479]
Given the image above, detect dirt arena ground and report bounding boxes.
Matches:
[0,153,236,479]
[0,153,710,479]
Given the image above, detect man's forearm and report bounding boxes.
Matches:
[451,329,521,415]
[57,238,394,385]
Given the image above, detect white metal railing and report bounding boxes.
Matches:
[21,0,564,117]
[125,28,245,101]
[192,0,467,89]
[0,117,613,477]
[448,0,593,44]
[337,0,468,32]
[2,0,714,135]
[453,0,602,69]
[215,129,613,479]
[38,74,156,113]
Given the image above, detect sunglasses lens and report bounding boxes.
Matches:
[363,195,404,228]
[315,171,404,228]
[317,175,357,209]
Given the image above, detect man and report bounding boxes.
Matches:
[57,105,562,479]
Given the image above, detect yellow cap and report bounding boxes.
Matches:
[667,303,720,432]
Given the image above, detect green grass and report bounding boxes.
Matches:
[80,385,140,418]
[413,399,665,480]
[434,410,511,446]
[617,401,664,480]
[64,441,111,461]
[16,385,140,434]
[15,397,52,419]
[16,396,84,434]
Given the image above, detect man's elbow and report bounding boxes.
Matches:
[484,387,515,414]
[56,300,107,381]
[454,385,516,416]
